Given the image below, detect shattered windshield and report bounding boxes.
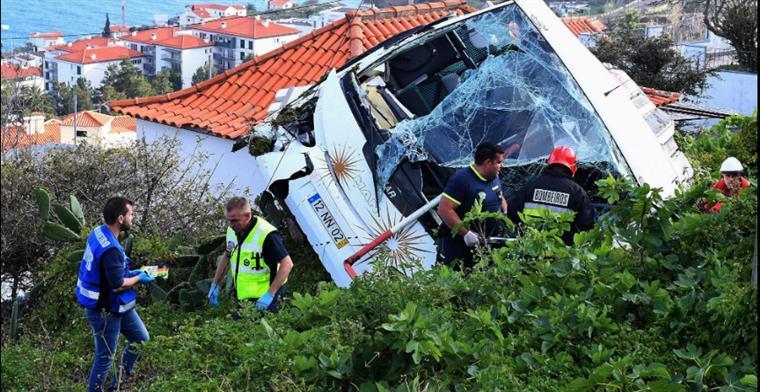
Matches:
[373,4,630,199]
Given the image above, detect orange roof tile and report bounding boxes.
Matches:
[30,32,62,38]
[61,111,112,127]
[190,16,300,39]
[47,37,116,53]
[155,34,214,49]
[120,27,178,45]
[270,0,291,6]
[2,120,62,151]
[1,64,42,80]
[111,116,137,133]
[110,25,132,32]
[641,87,682,106]
[110,0,474,139]
[55,46,144,64]
[561,17,606,37]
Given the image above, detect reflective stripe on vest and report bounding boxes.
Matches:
[227,217,278,300]
[119,299,136,313]
[524,202,574,215]
[77,279,100,300]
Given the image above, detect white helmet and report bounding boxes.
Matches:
[720,157,743,173]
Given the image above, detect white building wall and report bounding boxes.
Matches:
[137,119,266,196]
[81,60,124,88]
[181,46,211,88]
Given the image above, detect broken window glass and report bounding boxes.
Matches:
[374,4,631,199]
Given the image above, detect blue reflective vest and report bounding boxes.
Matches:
[75,225,137,314]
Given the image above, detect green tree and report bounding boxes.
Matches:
[49,78,95,116]
[191,62,217,86]
[702,0,757,72]
[98,59,156,102]
[102,13,112,38]
[152,70,175,95]
[591,27,713,96]
[1,79,55,128]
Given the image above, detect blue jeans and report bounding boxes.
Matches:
[85,308,149,392]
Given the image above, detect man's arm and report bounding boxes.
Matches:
[268,255,293,295]
[212,252,230,285]
[103,249,141,292]
[501,196,507,213]
[438,197,468,237]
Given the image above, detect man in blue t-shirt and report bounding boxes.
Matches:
[437,142,507,271]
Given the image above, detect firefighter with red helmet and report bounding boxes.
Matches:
[506,146,595,245]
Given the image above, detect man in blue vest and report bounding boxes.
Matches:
[437,142,508,271]
[76,197,155,392]
[207,197,294,312]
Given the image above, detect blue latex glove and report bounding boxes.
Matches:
[128,269,142,278]
[137,270,155,284]
[208,283,220,307]
[255,292,274,312]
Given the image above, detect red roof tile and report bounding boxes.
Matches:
[30,32,62,38]
[190,16,300,39]
[641,87,682,106]
[561,17,606,37]
[190,7,212,18]
[270,0,291,6]
[56,46,144,64]
[155,34,214,49]
[2,120,62,151]
[110,0,475,139]
[120,27,178,45]
[1,64,42,80]
[111,116,137,133]
[61,111,113,127]
[47,37,116,53]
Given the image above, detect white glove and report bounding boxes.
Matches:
[463,231,482,247]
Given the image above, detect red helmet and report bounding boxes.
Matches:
[547,146,577,176]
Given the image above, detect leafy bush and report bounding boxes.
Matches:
[2,118,757,390]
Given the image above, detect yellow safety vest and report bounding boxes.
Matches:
[227,217,279,300]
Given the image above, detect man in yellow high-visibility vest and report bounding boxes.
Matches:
[208,197,294,312]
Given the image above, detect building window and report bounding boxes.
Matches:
[248,41,252,50]
[239,39,245,48]
[240,51,245,60]
[131,44,137,50]
[77,66,81,75]
[131,59,142,65]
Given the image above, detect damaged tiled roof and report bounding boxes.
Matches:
[2,120,62,151]
[561,17,606,37]
[110,0,475,139]
[641,87,682,106]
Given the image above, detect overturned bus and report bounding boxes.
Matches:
[248,0,693,287]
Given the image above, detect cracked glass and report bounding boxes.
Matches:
[374,4,630,198]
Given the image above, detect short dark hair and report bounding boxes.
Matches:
[474,142,504,164]
[103,197,134,225]
[225,197,250,212]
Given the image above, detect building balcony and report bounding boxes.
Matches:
[161,56,182,63]
[214,40,235,49]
